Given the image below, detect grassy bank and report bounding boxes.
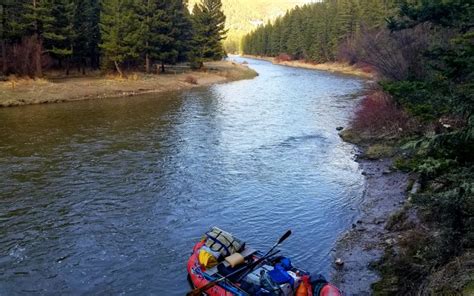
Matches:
[0,61,257,107]
[240,55,375,79]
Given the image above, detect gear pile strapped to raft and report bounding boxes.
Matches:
[187,227,342,296]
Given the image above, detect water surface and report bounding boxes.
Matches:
[0,57,364,295]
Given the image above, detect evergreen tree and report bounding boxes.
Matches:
[167,0,193,64]
[286,7,304,58]
[190,0,227,68]
[153,0,194,72]
[99,0,142,76]
[46,0,75,74]
[0,1,25,74]
[137,0,171,73]
[0,1,22,74]
[22,0,57,77]
[73,0,101,73]
[361,0,386,29]
[336,0,361,42]
[242,0,398,63]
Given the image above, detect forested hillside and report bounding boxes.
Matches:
[189,0,314,52]
[242,0,396,62]
[0,0,227,77]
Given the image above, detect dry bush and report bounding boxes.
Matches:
[184,75,198,85]
[7,36,52,77]
[341,25,432,80]
[275,53,292,62]
[352,89,417,138]
[338,38,359,65]
[357,63,376,74]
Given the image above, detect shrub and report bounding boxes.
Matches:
[275,53,292,62]
[184,75,198,85]
[7,36,41,76]
[352,90,416,139]
[348,25,431,81]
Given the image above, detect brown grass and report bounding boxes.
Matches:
[0,61,257,107]
[242,55,374,79]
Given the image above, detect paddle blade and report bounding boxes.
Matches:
[278,230,292,245]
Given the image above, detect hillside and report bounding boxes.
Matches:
[189,0,314,52]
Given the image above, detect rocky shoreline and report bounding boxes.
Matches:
[330,156,410,295]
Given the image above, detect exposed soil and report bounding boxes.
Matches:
[330,158,410,295]
[0,61,257,107]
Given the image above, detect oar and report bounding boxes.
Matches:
[186,230,292,296]
[235,229,292,282]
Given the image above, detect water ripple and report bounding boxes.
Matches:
[0,57,365,295]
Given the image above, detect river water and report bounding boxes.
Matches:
[0,57,365,295]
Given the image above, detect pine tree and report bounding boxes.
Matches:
[286,7,304,59]
[337,0,361,43]
[136,0,170,73]
[190,0,228,68]
[167,0,193,64]
[100,0,142,76]
[46,0,75,74]
[73,0,101,74]
[0,1,22,74]
[361,0,386,29]
[270,17,283,56]
[22,0,57,77]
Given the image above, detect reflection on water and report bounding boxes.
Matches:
[0,57,364,295]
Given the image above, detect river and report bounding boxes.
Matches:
[0,57,365,295]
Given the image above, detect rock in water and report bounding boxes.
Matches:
[335,258,344,266]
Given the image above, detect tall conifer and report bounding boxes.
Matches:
[100,0,142,76]
[191,0,227,68]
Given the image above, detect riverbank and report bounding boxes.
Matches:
[240,55,375,79]
[330,155,411,294]
[331,89,473,294]
[0,61,257,107]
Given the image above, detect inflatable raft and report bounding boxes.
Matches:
[187,227,342,296]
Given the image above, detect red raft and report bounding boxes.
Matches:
[187,228,342,296]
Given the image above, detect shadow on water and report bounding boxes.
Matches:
[0,57,365,295]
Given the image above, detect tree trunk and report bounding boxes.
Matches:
[35,35,43,77]
[1,39,6,74]
[145,53,150,73]
[32,0,42,77]
[145,0,151,73]
[161,61,165,73]
[114,60,124,77]
[65,58,70,76]
[82,58,86,75]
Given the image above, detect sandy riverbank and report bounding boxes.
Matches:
[0,61,257,107]
[240,55,375,79]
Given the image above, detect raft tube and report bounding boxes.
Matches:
[187,241,342,296]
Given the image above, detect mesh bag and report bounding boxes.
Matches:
[204,227,244,258]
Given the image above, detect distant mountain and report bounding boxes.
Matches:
[189,0,315,52]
